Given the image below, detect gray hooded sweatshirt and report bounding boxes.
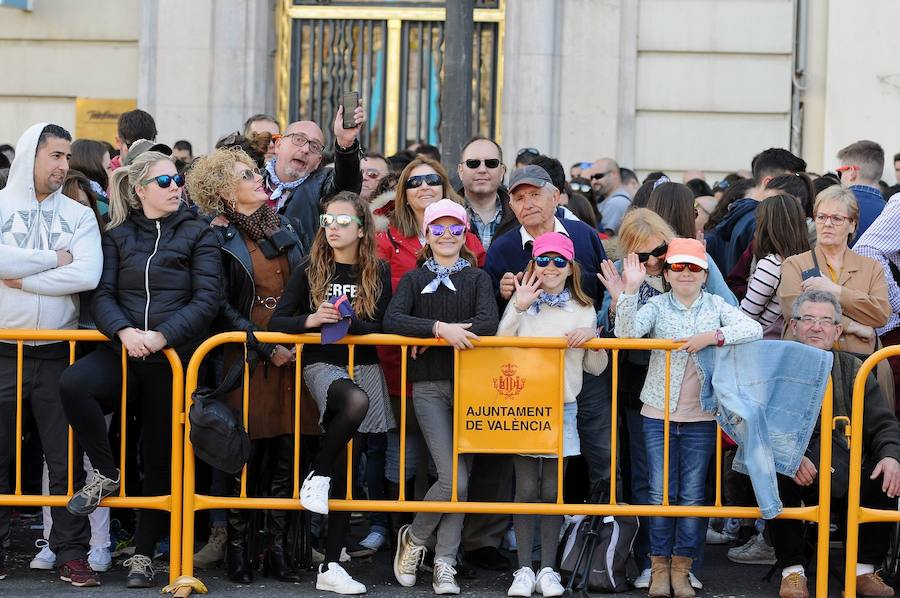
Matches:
[0,122,102,343]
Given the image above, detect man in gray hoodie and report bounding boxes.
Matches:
[0,123,102,586]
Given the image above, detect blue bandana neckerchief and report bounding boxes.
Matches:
[527,288,573,315]
[421,257,470,294]
[265,159,307,203]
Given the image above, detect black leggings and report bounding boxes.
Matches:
[314,378,368,563]
[59,348,174,558]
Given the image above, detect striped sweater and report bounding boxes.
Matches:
[740,253,783,331]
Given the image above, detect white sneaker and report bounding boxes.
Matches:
[632,567,652,589]
[87,544,111,572]
[706,526,736,545]
[393,525,426,587]
[316,562,366,595]
[30,539,56,570]
[300,471,331,515]
[535,567,564,597]
[689,571,703,590]
[508,566,535,597]
[727,533,776,565]
[432,559,460,595]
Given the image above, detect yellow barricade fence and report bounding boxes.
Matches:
[845,344,900,598]
[183,331,836,598]
[0,330,185,585]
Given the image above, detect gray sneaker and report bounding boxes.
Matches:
[67,469,119,516]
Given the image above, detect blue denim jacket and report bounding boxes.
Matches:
[696,341,834,519]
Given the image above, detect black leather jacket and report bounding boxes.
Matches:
[278,139,362,252]
[212,216,305,359]
[92,206,221,360]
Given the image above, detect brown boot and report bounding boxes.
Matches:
[648,555,671,598]
[857,572,895,597]
[779,572,809,598]
[670,556,695,598]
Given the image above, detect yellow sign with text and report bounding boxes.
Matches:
[457,347,563,454]
[75,98,137,145]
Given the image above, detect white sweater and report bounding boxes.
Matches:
[0,123,102,342]
[497,299,608,403]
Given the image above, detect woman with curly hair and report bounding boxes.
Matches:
[186,147,304,584]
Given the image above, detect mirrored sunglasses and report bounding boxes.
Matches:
[406,173,443,188]
[141,174,185,189]
[426,223,466,237]
[320,213,362,228]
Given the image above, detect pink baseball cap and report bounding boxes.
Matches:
[665,237,708,269]
[423,198,468,233]
[532,232,574,261]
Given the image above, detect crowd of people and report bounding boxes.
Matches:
[0,106,899,598]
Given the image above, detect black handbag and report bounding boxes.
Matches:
[188,336,258,475]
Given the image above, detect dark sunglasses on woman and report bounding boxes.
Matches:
[426,223,466,237]
[141,174,185,189]
[637,243,668,263]
[406,173,443,189]
[239,168,262,181]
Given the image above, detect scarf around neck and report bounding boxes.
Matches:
[266,159,307,202]
[225,204,282,242]
[527,288,572,315]
[421,257,470,294]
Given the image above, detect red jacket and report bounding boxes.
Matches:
[375,225,486,396]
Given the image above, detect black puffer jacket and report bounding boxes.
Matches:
[92,207,222,360]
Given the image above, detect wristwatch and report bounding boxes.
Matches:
[715,329,725,347]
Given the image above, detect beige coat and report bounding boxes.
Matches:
[778,245,891,355]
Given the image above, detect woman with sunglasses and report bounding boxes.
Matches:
[499,232,608,598]
[374,157,485,537]
[385,200,498,596]
[597,209,737,591]
[609,237,761,598]
[269,191,393,595]
[185,147,304,584]
[60,152,221,588]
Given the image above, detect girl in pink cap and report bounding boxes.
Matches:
[384,199,499,595]
[604,237,761,598]
[497,231,608,597]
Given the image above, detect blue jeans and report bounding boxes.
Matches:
[644,417,715,558]
[576,369,613,495]
[624,407,650,571]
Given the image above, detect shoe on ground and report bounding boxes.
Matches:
[123,554,155,588]
[300,471,331,515]
[432,559,460,595]
[689,571,703,590]
[856,571,895,597]
[347,530,386,558]
[535,567,564,597]
[463,546,510,571]
[705,526,736,545]
[66,469,119,516]
[193,526,226,568]
[508,566,535,597]
[633,567,651,589]
[87,544,111,572]
[779,572,809,598]
[30,539,56,570]
[394,525,426,587]
[727,533,776,565]
[59,558,100,587]
[316,562,366,595]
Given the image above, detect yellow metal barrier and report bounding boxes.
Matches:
[183,331,836,598]
[845,345,900,598]
[0,330,184,584]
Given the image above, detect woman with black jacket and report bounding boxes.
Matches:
[60,151,221,589]
[186,147,303,584]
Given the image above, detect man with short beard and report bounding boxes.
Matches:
[264,105,366,251]
[0,123,102,586]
